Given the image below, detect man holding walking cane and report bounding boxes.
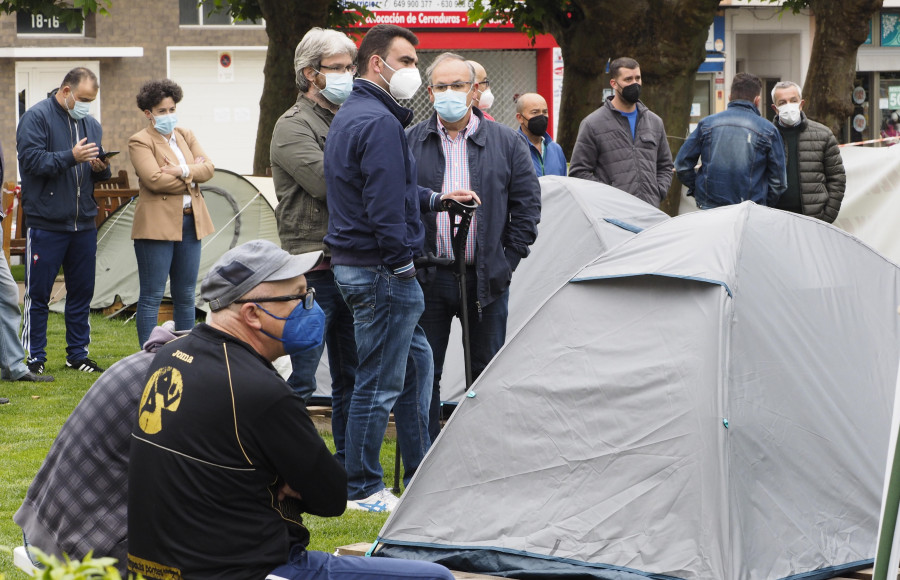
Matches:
[407,52,541,442]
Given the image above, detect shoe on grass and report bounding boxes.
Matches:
[346,488,400,513]
[15,372,54,383]
[27,361,45,375]
[66,358,104,373]
[0,397,9,405]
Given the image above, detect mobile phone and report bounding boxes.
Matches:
[99,150,120,161]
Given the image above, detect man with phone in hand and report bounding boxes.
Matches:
[17,66,111,376]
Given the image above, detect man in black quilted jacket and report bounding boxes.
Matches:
[770,80,846,224]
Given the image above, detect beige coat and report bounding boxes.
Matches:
[129,126,215,240]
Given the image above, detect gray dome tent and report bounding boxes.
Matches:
[377,202,900,580]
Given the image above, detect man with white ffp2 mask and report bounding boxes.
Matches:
[770,80,845,223]
[324,26,480,513]
[467,60,496,121]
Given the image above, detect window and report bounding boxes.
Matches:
[179,0,260,26]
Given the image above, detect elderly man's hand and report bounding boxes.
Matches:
[441,189,481,206]
[278,482,302,501]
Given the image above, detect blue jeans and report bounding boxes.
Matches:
[333,264,432,500]
[23,227,96,364]
[287,269,358,463]
[268,545,453,580]
[0,252,29,380]
[133,215,201,346]
[419,267,509,442]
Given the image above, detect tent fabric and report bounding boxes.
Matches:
[424,175,669,404]
[52,169,279,313]
[308,176,669,402]
[376,202,900,580]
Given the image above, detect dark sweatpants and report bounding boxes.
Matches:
[22,227,96,364]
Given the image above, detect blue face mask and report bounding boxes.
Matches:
[256,301,325,355]
[318,71,353,105]
[153,113,177,135]
[433,89,471,123]
[67,94,91,120]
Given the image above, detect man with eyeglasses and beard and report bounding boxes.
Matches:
[406,52,541,443]
[569,57,673,208]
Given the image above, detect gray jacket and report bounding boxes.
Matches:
[568,96,673,207]
[271,95,334,256]
[775,113,845,223]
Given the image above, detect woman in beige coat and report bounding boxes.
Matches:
[129,79,214,345]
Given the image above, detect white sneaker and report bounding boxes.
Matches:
[346,488,401,513]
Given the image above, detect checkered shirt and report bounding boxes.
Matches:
[435,112,480,265]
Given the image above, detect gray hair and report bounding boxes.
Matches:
[771,80,802,103]
[294,28,358,92]
[425,52,475,86]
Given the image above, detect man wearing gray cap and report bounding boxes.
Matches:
[127,239,454,580]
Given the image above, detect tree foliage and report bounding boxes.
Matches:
[470,0,719,216]
[0,0,110,30]
[764,0,883,140]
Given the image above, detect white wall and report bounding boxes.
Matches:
[725,7,811,97]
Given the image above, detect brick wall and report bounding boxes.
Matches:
[0,0,268,185]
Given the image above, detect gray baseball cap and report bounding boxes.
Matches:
[201,240,323,311]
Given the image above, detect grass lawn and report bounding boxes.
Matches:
[0,312,390,577]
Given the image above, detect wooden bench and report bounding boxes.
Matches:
[93,169,138,227]
[1,172,137,264]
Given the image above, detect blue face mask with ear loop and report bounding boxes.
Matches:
[433,88,472,123]
[66,93,91,120]
[255,301,325,355]
[153,114,178,135]
[317,71,354,105]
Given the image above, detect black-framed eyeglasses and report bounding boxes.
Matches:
[478,79,490,89]
[318,64,357,74]
[429,81,473,93]
[233,288,316,310]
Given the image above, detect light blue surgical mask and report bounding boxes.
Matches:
[433,89,471,123]
[256,301,325,355]
[317,71,353,105]
[153,113,177,136]
[66,94,91,120]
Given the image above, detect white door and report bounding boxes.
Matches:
[169,49,265,175]
[16,60,102,123]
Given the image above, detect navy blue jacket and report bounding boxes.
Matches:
[518,127,567,177]
[407,109,541,308]
[17,95,111,232]
[324,79,440,273]
[674,100,787,208]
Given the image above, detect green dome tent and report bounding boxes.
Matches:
[51,169,279,316]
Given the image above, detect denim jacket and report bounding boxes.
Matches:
[675,100,787,208]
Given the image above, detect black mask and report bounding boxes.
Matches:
[620,83,641,104]
[526,114,549,136]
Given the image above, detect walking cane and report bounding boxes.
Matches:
[393,198,478,495]
[444,197,479,389]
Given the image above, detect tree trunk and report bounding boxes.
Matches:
[550,0,719,216]
[253,0,330,176]
[802,0,883,141]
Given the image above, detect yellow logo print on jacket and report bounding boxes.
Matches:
[138,366,184,435]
